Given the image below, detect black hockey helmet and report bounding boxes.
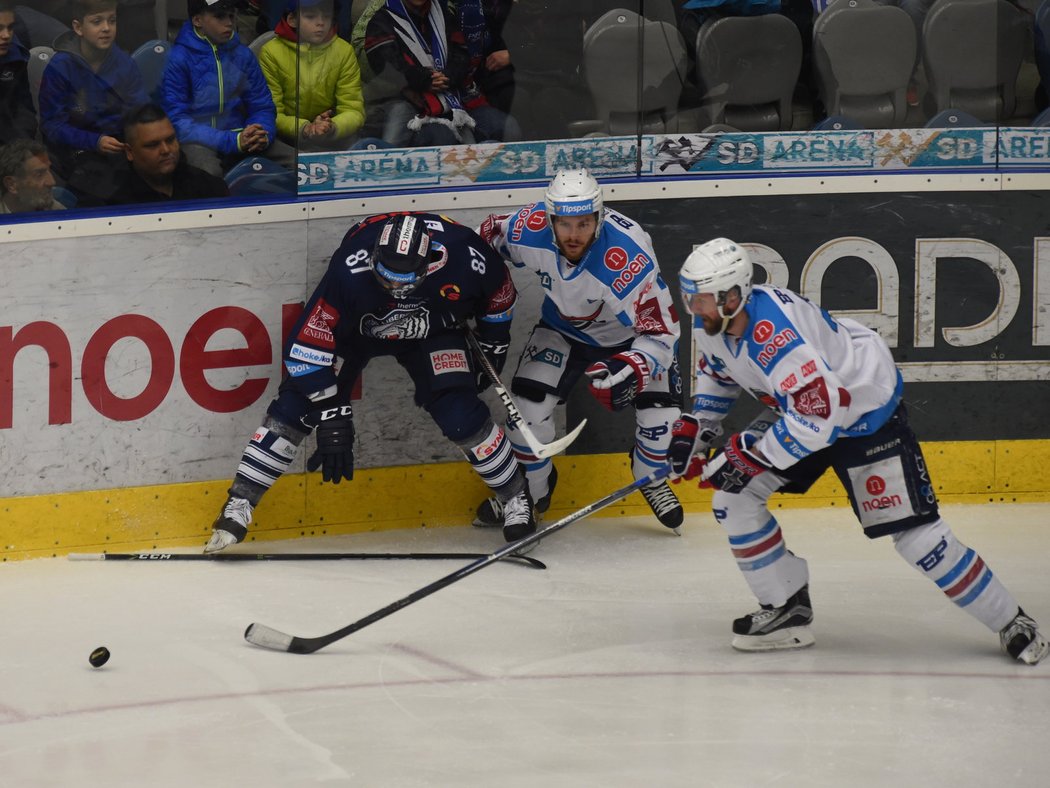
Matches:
[372,214,434,298]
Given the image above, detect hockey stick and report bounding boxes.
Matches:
[244,466,671,654]
[463,329,586,460]
[67,552,546,569]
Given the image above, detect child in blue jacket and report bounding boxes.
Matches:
[38,0,148,204]
[161,0,294,177]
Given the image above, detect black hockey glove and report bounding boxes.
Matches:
[669,413,723,480]
[304,404,355,484]
[584,351,652,411]
[701,432,772,494]
[473,337,509,393]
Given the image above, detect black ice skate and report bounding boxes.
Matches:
[205,497,252,554]
[501,489,537,554]
[1000,609,1050,665]
[474,465,557,527]
[640,480,684,533]
[731,586,815,652]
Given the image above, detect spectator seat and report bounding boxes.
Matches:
[812,0,916,129]
[693,13,802,131]
[249,30,276,57]
[224,156,296,196]
[131,39,171,104]
[922,0,1031,122]
[14,5,70,48]
[568,8,693,136]
[924,108,989,126]
[27,46,54,116]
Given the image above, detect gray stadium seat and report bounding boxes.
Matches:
[249,30,276,57]
[27,46,54,116]
[14,5,69,48]
[131,39,171,104]
[922,0,1031,122]
[693,13,802,131]
[812,0,916,129]
[568,8,693,136]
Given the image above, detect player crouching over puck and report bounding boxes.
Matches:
[669,238,1048,665]
[206,212,536,554]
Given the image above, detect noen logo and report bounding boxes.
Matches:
[753,320,775,343]
[866,475,886,495]
[605,246,629,271]
[755,326,799,368]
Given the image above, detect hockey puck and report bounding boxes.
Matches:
[89,646,110,668]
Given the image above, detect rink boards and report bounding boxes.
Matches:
[3,174,1049,559]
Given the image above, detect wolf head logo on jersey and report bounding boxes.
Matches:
[360,306,431,340]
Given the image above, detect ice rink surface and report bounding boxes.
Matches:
[2,502,1049,788]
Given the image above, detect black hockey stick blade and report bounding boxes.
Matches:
[244,466,671,655]
[67,551,546,569]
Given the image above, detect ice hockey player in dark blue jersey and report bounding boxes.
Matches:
[205,212,536,553]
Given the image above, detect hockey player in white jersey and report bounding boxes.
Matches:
[474,168,685,531]
[668,237,1048,664]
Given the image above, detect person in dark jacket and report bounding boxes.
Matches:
[38,0,148,204]
[108,102,229,204]
[0,2,38,144]
[364,0,518,146]
[161,0,294,177]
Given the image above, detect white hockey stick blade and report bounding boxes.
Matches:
[532,417,587,459]
[244,623,295,652]
[67,553,106,561]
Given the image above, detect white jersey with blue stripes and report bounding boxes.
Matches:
[690,285,903,470]
[478,203,680,376]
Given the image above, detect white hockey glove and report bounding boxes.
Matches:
[669,414,723,480]
[584,351,652,411]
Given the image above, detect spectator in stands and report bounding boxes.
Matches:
[458,0,515,115]
[0,139,65,213]
[109,102,229,204]
[161,0,295,177]
[363,0,519,146]
[38,0,149,205]
[258,0,365,151]
[0,1,38,144]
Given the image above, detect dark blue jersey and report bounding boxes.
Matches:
[284,212,516,399]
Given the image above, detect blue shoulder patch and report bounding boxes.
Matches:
[587,223,655,299]
[507,203,553,246]
[745,289,805,373]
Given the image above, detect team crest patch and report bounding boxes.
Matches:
[440,283,461,300]
[301,298,338,349]
[793,377,831,418]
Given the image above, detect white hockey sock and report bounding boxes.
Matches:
[894,519,1020,632]
[461,422,519,495]
[506,392,558,500]
[713,474,809,607]
[631,406,678,482]
[235,426,300,492]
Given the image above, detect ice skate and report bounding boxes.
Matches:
[640,479,684,533]
[474,466,558,527]
[204,497,253,554]
[501,489,537,555]
[731,586,815,652]
[473,496,503,528]
[1000,609,1049,665]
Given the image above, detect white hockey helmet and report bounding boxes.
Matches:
[544,168,604,237]
[679,238,753,328]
